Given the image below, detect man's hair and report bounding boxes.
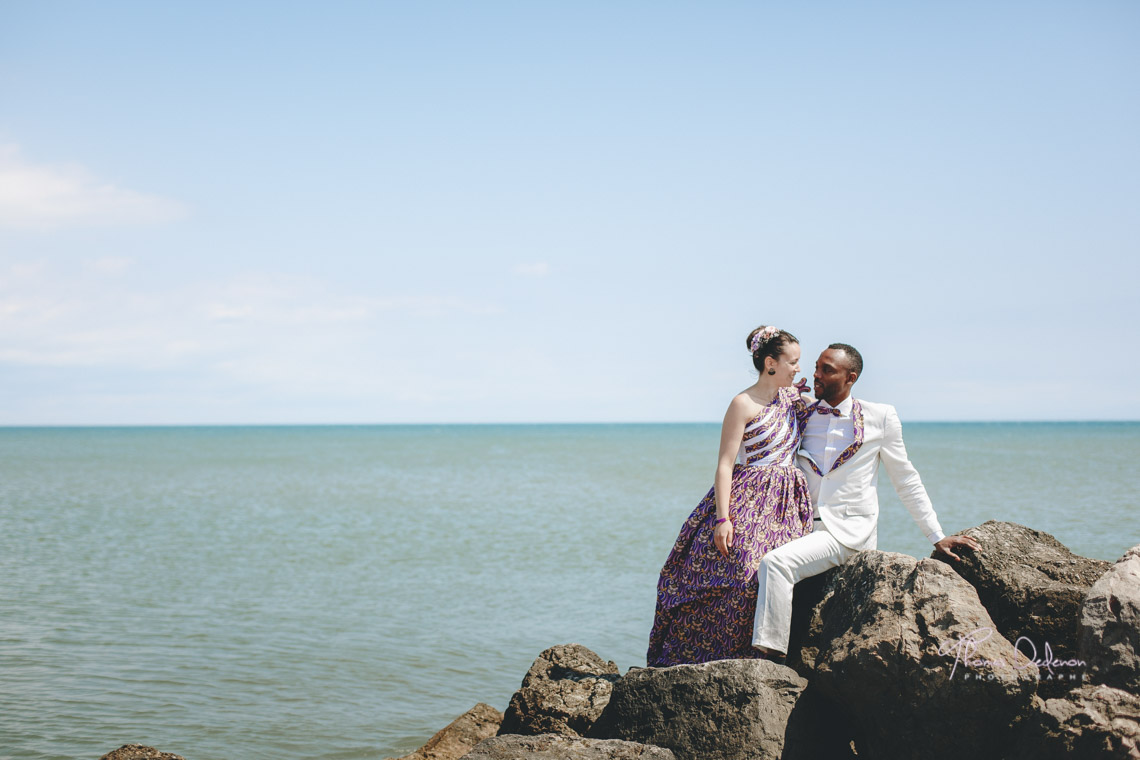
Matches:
[828,343,863,380]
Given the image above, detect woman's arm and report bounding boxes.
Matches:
[713,395,750,558]
[793,378,814,426]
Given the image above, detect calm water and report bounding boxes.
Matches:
[1,423,1137,760]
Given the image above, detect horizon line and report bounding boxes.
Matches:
[1,419,1137,429]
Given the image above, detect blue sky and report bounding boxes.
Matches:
[1,1,1137,424]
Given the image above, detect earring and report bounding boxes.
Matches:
[767,369,776,375]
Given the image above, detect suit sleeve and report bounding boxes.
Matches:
[879,405,945,544]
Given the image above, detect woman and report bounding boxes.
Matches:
[646,325,814,666]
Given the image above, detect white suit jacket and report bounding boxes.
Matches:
[796,398,943,552]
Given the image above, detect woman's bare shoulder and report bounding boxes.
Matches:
[725,390,763,422]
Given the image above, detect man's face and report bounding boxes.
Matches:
[813,348,855,403]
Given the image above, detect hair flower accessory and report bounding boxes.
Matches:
[750,326,780,353]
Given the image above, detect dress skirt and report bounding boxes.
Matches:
[646,463,813,667]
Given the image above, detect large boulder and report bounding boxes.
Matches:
[98,747,185,760]
[388,703,503,760]
[811,550,1039,760]
[930,521,1108,683]
[1014,684,1140,759]
[587,659,807,760]
[1079,544,1140,694]
[498,644,620,737]
[461,734,675,759]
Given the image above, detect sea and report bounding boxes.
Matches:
[1,423,1137,760]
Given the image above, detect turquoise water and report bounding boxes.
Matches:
[1,423,1137,760]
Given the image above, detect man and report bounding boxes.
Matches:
[751,343,981,661]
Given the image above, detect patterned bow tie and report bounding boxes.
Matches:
[814,404,843,417]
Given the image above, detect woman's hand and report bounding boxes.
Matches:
[714,520,734,558]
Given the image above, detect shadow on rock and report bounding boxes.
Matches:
[498,643,621,737]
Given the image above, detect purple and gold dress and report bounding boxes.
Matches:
[647,385,813,666]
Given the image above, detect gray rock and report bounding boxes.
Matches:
[461,733,675,759]
[587,658,807,760]
[930,520,1107,696]
[388,703,504,760]
[498,644,621,737]
[1080,544,1140,694]
[1015,684,1140,759]
[812,550,1039,760]
[98,746,185,760]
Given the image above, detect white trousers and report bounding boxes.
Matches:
[752,519,859,654]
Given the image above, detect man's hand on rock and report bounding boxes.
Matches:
[934,534,982,562]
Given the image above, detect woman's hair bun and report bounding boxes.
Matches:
[746,326,770,352]
[747,325,781,354]
[744,325,798,372]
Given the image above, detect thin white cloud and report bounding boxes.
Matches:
[0,144,186,229]
[199,276,503,326]
[513,261,550,277]
[88,257,132,273]
[372,294,504,316]
[0,264,504,378]
[205,304,256,322]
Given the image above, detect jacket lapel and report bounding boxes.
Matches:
[797,401,825,476]
[800,450,824,477]
[827,399,864,473]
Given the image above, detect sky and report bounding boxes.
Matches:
[1,1,1137,424]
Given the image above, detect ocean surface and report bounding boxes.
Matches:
[2,422,1137,760]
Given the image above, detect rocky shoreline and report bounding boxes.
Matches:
[100,521,1139,760]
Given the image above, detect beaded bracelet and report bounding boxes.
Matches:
[714,517,730,525]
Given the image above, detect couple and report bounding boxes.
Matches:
[646,325,982,667]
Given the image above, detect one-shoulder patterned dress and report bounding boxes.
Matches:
[647,385,814,666]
